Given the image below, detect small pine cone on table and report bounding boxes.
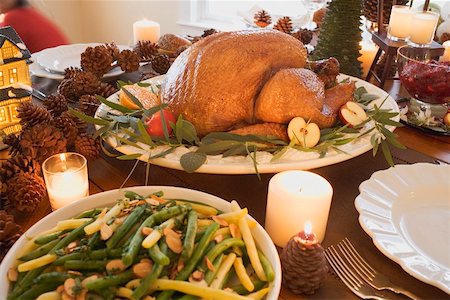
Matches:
[134,40,159,61]
[254,10,272,27]
[16,101,52,129]
[274,16,293,34]
[291,29,313,45]
[0,210,23,261]
[51,113,78,143]
[57,78,78,103]
[0,154,41,182]
[151,54,171,74]
[117,49,140,73]
[105,42,120,60]
[7,173,47,213]
[96,82,118,98]
[72,71,102,97]
[2,133,21,157]
[81,45,114,77]
[61,110,88,134]
[75,134,101,160]
[43,93,68,117]
[79,94,100,117]
[63,67,82,80]
[19,124,67,163]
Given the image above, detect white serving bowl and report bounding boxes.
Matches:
[0,186,281,299]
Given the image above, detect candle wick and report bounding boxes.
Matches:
[298,188,303,193]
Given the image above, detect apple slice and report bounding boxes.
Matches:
[339,101,368,127]
[287,117,321,148]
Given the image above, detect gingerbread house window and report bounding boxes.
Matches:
[2,45,13,59]
[0,71,3,86]
[0,106,8,123]
[9,68,17,84]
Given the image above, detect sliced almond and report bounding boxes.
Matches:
[137,200,147,206]
[106,259,126,274]
[81,275,99,288]
[100,222,113,240]
[150,194,166,203]
[67,270,82,276]
[129,200,140,206]
[212,215,228,227]
[214,234,224,243]
[229,223,241,238]
[177,260,184,272]
[145,198,160,206]
[191,270,204,281]
[67,241,78,251]
[205,257,215,272]
[64,278,77,297]
[141,226,153,236]
[7,268,18,282]
[133,261,153,278]
[143,296,156,300]
[57,285,65,294]
[140,258,152,264]
[164,228,182,253]
[114,217,125,225]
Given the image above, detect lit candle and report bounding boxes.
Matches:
[409,11,440,45]
[441,41,450,62]
[387,5,414,41]
[133,19,160,44]
[42,153,89,210]
[358,41,378,78]
[265,170,333,247]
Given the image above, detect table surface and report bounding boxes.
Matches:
[2,71,449,300]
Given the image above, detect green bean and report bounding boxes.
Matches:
[33,271,73,285]
[87,231,101,249]
[18,239,59,261]
[181,209,197,260]
[157,222,220,300]
[124,190,145,200]
[148,243,170,266]
[152,191,164,198]
[178,296,199,300]
[85,270,134,290]
[199,238,244,271]
[17,282,60,300]
[9,267,46,299]
[122,205,187,266]
[106,204,146,250]
[258,250,275,282]
[90,248,123,259]
[64,260,107,271]
[50,219,94,253]
[34,231,62,245]
[232,278,266,295]
[132,243,169,299]
[53,252,83,265]
[204,253,224,285]
[76,208,105,219]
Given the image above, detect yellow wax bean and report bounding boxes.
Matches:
[213,227,230,238]
[175,201,218,216]
[248,287,270,300]
[116,287,133,299]
[57,218,92,231]
[18,254,57,272]
[217,208,248,223]
[210,253,237,289]
[36,291,61,300]
[125,278,142,289]
[84,202,125,235]
[233,257,254,292]
[142,218,175,248]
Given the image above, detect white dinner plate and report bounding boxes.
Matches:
[29,53,64,80]
[95,74,399,174]
[0,186,281,299]
[355,163,450,294]
[36,43,129,77]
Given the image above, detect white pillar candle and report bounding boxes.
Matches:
[265,170,333,247]
[409,11,440,45]
[440,41,450,62]
[42,153,89,210]
[388,6,414,41]
[133,19,160,44]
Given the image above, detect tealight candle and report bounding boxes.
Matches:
[133,19,160,44]
[42,153,89,210]
[441,41,450,62]
[409,11,440,46]
[358,41,378,78]
[265,170,333,247]
[387,5,414,41]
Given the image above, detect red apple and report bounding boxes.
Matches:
[339,101,368,127]
[287,117,321,148]
[145,109,176,138]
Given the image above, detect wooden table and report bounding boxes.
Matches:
[3,73,450,299]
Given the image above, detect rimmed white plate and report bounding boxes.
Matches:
[96,74,399,174]
[355,163,450,294]
[36,43,129,77]
[29,53,64,80]
[0,186,281,299]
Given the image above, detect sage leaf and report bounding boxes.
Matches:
[180,152,207,173]
[380,140,394,167]
[137,119,154,146]
[69,108,110,126]
[121,86,143,109]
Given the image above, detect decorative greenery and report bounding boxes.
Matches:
[71,80,403,175]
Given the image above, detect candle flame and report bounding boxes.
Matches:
[304,221,312,235]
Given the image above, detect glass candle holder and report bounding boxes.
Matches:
[387,5,414,41]
[42,152,89,210]
[408,11,440,46]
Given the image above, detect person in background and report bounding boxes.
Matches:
[0,0,68,53]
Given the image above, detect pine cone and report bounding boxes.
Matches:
[63,67,82,80]
[81,45,114,77]
[0,154,41,182]
[96,82,117,98]
[0,210,23,261]
[16,102,52,128]
[281,234,328,295]
[117,49,140,73]
[274,16,293,34]
[58,71,102,103]
[441,32,450,44]
[363,0,408,24]
[2,133,21,157]
[291,29,313,44]
[51,113,78,143]
[105,42,120,60]
[202,28,218,38]
[75,135,100,160]
[151,54,171,74]
[375,53,397,79]
[254,10,272,27]
[19,124,67,163]
[43,93,68,117]
[79,95,100,117]
[7,173,46,213]
[134,40,159,61]
[61,111,88,134]
[57,78,78,102]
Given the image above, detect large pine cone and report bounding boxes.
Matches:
[58,71,101,102]
[19,124,67,163]
[51,113,78,143]
[291,29,313,44]
[274,16,293,34]
[16,102,52,128]
[117,49,140,73]
[0,210,23,261]
[63,67,82,80]
[43,93,68,117]
[134,40,159,61]
[363,0,408,24]
[7,173,47,213]
[75,135,100,159]
[151,54,171,74]
[79,95,100,117]
[81,45,114,77]
[105,42,120,60]
[2,133,21,157]
[61,111,88,134]
[96,82,117,98]
[254,10,272,27]
[0,154,41,182]
[57,78,78,102]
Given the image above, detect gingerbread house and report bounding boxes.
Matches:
[0,26,32,135]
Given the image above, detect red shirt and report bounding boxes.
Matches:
[1,7,69,53]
